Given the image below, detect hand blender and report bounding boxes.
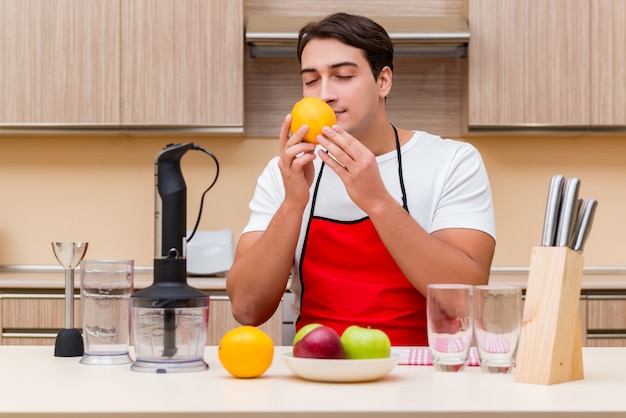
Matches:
[131,143,218,373]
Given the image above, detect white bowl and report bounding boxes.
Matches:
[281,352,400,383]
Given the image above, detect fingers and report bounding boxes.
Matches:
[278,114,292,149]
[316,125,358,169]
[279,114,316,172]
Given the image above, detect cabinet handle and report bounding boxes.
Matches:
[1,293,80,300]
[587,333,626,339]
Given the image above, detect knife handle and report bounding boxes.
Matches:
[573,199,598,252]
[542,174,564,247]
[555,177,580,247]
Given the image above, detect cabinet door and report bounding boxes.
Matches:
[468,0,590,127]
[1,294,81,346]
[591,0,626,126]
[586,297,626,347]
[2,295,81,329]
[0,0,120,126]
[121,0,244,128]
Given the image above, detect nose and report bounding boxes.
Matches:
[318,79,337,105]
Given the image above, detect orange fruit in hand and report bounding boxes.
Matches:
[218,325,274,378]
[290,97,336,144]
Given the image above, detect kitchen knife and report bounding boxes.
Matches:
[541,174,565,246]
[572,199,598,252]
[555,177,580,247]
[569,197,584,247]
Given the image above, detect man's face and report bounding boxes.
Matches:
[299,38,383,139]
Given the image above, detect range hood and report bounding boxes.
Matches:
[245,15,469,58]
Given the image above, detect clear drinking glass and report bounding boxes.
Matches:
[427,284,473,372]
[80,259,134,365]
[473,284,522,373]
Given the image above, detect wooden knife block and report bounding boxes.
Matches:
[514,246,584,385]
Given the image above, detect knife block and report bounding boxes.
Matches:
[514,246,584,385]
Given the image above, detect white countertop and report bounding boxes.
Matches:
[2,346,626,417]
[2,266,626,291]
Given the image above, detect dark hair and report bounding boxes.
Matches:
[296,12,394,79]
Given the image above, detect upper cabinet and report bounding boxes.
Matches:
[468,0,626,129]
[121,0,243,129]
[590,0,626,126]
[0,0,120,126]
[0,0,243,132]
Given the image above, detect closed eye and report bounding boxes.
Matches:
[304,78,319,86]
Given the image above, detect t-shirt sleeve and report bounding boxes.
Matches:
[430,144,496,240]
[241,157,285,234]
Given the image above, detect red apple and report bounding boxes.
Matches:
[293,325,345,359]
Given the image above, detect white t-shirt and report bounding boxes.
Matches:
[242,130,496,315]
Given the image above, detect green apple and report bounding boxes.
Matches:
[292,323,323,345]
[341,325,391,359]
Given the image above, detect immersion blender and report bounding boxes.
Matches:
[131,143,219,373]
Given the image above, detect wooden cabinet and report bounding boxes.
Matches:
[468,0,626,128]
[0,292,81,346]
[0,0,243,130]
[0,0,120,126]
[0,291,283,346]
[590,0,626,126]
[585,294,626,347]
[468,0,590,127]
[121,0,243,128]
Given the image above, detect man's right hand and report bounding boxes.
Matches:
[278,114,317,210]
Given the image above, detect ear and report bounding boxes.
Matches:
[377,66,393,98]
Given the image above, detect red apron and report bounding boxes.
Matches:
[296,126,427,346]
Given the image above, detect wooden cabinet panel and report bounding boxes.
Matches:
[121,0,244,127]
[590,0,626,126]
[2,336,57,346]
[584,297,626,347]
[587,299,626,330]
[0,0,120,126]
[2,295,81,329]
[1,0,243,130]
[1,292,283,346]
[468,0,590,127]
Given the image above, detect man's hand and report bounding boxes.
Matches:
[316,125,389,213]
[278,114,317,209]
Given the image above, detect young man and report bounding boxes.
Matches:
[226,12,496,346]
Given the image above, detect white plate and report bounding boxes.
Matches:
[281,352,400,383]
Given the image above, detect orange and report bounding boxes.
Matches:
[290,97,337,144]
[218,325,274,378]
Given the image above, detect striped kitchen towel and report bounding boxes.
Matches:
[394,347,480,366]
[475,333,512,353]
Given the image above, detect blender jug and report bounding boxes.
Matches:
[131,143,219,373]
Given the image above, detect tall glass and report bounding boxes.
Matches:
[474,285,522,373]
[80,259,134,365]
[427,284,473,372]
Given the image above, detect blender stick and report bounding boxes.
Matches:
[163,308,178,357]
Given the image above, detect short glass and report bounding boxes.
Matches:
[473,284,522,373]
[427,284,473,372]
[79,259,134,365]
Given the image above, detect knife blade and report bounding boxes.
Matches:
[541,174,565,246]
[555,177,580,247]
[572,199,598,252]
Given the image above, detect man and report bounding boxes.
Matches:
[226,12,496,346]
